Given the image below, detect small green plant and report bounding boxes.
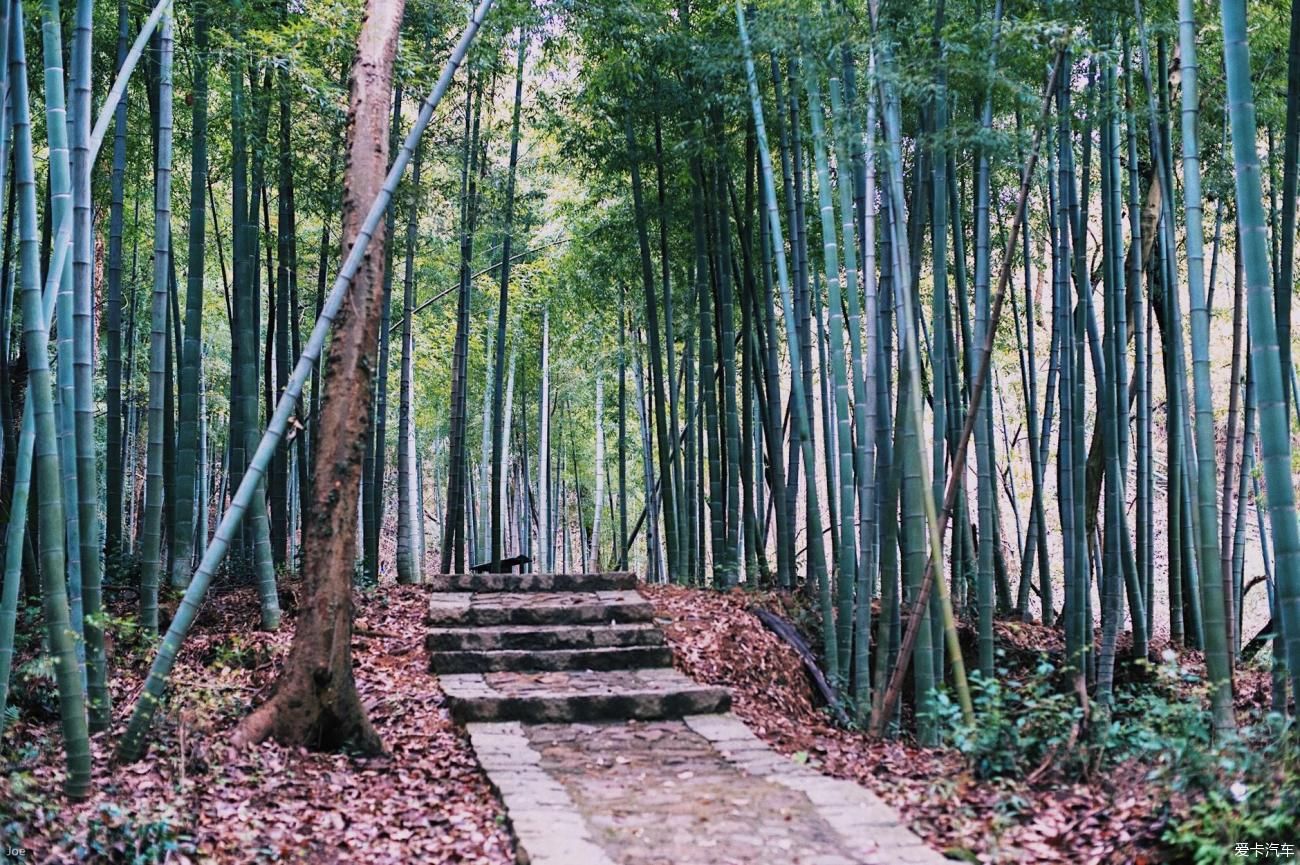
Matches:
[353,559,378,590]
[937,658,1086,780]
[11,655,59,722]
[204,634,266,671]
[76,803,193,864]
[93,609,156,663]
[104,547,143,589]
[1159,720,1299,864]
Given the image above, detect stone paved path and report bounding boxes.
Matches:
[428,573,947,865]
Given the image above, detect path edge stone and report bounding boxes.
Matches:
[682,713,951,865]
[465,721,617,865]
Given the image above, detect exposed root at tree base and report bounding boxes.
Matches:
[231,674,385,755]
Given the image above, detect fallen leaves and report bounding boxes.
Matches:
[2,583,514,865]
[644,584,1169,865]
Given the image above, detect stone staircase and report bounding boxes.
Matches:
[426,571,730,724]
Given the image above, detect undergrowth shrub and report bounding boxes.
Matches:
[937,648,1300,862]
[77,803,193,864]
[936,660,1086,780]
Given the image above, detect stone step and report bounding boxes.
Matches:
[427,571,637,593]
[440,668,731,724]
[425,622,666,653]
[426,590,653,627]
[429,645,674,674]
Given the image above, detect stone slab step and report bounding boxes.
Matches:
[426,622,666,652]
[429,645,674,674]
[426,590,653,627]
[427,571,637,593]
[440,668,731,724]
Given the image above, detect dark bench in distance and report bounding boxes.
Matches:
[470,554,531,573]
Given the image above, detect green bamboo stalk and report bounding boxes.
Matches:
[69,0,106,728]
[269,72,296,569]
[1232,353,1256,650]
[806,67,849,683]
[971,0,1004,675]
[1106,45,1146,659]
[1176,0,1234,731]
[869,10,978,733]
[1221,0,1300,712]
[870,29,1063,734]
[624,105,680,584]
[172,0,208,589]
[830,75,875,714]
[490,29,526,570]
[713,159,741,587]
[139,8,174,634]
[694,168,723,585]
[653,104,686,582]
[537,309,550,571]
[441,70,480,575]
[41,0,85,658]
[1221,244,1245,651]
[1125,35,1153,640]
[1279,0,1300,424]
[1096,49,1124,706]
[8,0,90,795]
[476,330,493,564]
[619,295,628,570]
[104,0,129,557]
[769,54,798,590]
[736,1,829,646]
[364,84,401,580]
[397,137,424,585]
[586,373,603,566]
[234,51,279,627]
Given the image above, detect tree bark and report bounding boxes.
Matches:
[232,0,404,752]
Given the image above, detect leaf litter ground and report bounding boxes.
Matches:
[644,584,1194,865]
[2,583,514,864]
[5,577,1275,864]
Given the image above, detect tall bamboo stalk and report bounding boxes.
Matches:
[490,28,526,570]
[9,0,91,795]
[1177,0,1235,731]
[806,65,850,683]
[397,137,424,585]
[1221,0,1300,711]
[139,8,174,634]
[173,0,208,589]
[737,1,829,650]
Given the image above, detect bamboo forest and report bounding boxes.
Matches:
[3,0,1300,859]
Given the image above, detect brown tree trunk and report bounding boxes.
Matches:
[232,0,405,753]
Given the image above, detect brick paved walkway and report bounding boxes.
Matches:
[428,572,946,864]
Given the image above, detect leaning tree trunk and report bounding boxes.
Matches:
[232,0,406,751]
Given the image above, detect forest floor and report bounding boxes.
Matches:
[0,581,515,864]
[643,584,1281,865]
[1,576,1287,864]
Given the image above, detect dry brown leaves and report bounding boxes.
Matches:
[644,584,1170,865]
[2,584,514,865]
